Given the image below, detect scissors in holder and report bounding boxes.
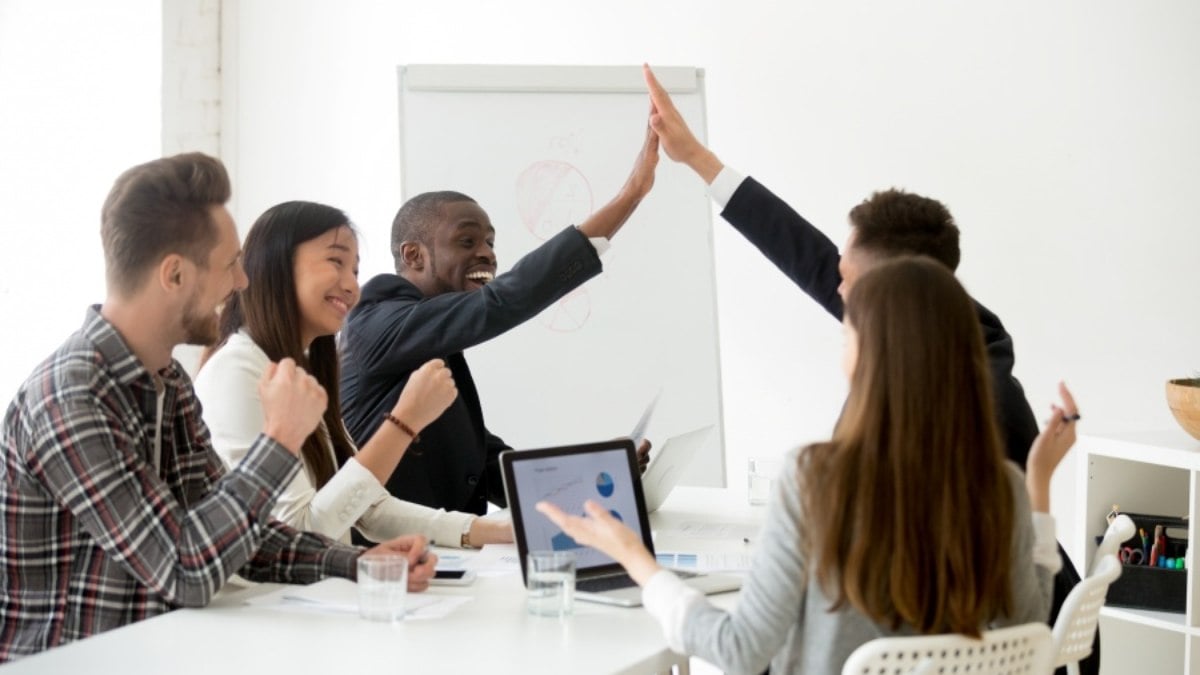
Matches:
[1120,546,1145,565]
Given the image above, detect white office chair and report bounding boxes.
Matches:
[1051,554,1121,675]
[1090,514,1136,576]
[841,621,1053,675]
[1052,514,1132,675]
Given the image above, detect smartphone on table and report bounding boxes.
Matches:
[430,569,477,586]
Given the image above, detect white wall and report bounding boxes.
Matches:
[223,1,1200,548]
[162,0,220,157]
[162,0,223,374]
[3,1,1195,572]
[0,0,161,400]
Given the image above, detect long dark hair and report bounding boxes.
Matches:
[800,256,1014,636]
[203,201,357,488]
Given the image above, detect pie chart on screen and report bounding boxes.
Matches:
[596,472,614,498]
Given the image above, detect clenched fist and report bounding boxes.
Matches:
[258,358,327,454]
[391,358,457,435]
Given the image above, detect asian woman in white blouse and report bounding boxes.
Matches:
[195,201,512,549]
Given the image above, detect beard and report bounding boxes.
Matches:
[180,289,221,347]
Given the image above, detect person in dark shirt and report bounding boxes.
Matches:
[339,119,658,537]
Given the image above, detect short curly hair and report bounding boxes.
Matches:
[848,189,960,271]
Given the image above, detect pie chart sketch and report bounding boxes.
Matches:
[516,160,594,241]
[595,472,615,498]
[540,287,590,332]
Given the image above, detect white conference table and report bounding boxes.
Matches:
[3,487,765,675]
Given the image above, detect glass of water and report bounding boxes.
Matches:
[747,457,784,505]
[358,554,408,622]
[526,550,575,618]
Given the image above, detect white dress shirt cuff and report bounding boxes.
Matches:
[1032,512,1062,573]
[585,234,611,257]
[707,166,747,209]
[642,569,706,654]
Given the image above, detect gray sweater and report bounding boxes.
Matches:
[642,447,1057,674]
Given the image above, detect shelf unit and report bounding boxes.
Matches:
[1081,430,1200,674]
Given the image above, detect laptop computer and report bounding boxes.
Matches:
[641,425,715,513]
[500,439,741,608]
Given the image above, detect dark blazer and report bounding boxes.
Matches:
[339,226,603,517]
[722,177,1039,467]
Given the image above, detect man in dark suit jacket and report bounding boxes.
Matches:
[339,126,658,544]
[718,180,1041,466]
[642,65,1096,675]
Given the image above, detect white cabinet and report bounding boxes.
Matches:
[1080,430,1200,674]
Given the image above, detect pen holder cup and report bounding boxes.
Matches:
[1096,512,1188,614]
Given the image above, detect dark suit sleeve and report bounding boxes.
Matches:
[986,338,1039,469]
[483,430,511,508]
[976,303,1039,469]
[350,226,602,377]
[721,177,845,320]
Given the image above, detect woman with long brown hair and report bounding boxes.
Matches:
[539,256,1074,673]
[195,201,511,548]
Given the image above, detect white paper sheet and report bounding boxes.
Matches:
[629,390,661,449]
[247,578,473,620]
[465,544,521,577]
[655,551,753,573]
[660,521,760,541]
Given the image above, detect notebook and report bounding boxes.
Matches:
[641,425,715,513]
[500,439,741,607]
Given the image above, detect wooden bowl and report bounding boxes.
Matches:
[1166,379,1200,441]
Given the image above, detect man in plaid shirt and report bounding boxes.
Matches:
[0,153,437,661]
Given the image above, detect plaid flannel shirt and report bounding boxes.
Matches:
[0,307,360,661]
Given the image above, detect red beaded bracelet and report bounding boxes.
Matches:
[383,413,420,443]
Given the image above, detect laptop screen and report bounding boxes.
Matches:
[502,440,653,577]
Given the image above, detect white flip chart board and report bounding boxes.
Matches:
[398,64,725,486]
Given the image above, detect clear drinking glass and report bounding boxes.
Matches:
[747,457,784,505]
[526,550,575,618]
[358,554,408,622]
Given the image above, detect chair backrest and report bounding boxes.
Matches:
[841,621,1053,675]
[1091,514,1136,575]
[1053,553,1122,669]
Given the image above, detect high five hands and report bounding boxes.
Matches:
[643,64,724,183]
